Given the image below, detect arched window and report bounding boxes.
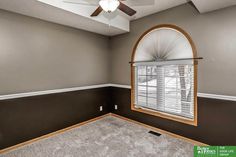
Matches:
[131,24,199,126]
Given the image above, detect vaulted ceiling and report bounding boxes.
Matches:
[0,0,235,36]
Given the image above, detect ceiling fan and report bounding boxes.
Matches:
[63,0,137,17]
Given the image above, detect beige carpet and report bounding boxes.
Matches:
[1,116,194,157]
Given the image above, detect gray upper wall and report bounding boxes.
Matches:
[0,9,110,95]
[1,3,236,96]
[110,3,236,96]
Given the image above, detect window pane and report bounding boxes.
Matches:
[137,96,146,105]
[147,87,156,98]
[138,76,147,85]
[178,65,186,76]
[165,105,181,115]
[165,66,177,77]
[180,102,194,119]
[147,76,157,86]
[165,64,194,118]
[135,64,194,120]
[147,97,156,108]
[165,77,177,90]
[138,86,146,96]
[138,66,146,75]
[147,66,157,75]
[165,90,181,100]
[177,77,193,91]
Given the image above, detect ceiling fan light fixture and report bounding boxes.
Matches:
[99,0,120,13]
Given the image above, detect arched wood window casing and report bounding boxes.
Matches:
[131,24,198,126]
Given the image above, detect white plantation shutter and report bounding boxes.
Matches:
[134,60,194,120]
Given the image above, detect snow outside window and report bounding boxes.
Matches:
[134,61,194,120]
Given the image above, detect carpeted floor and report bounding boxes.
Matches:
[1,116,194,157]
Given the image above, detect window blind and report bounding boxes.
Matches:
[134,60,194,120]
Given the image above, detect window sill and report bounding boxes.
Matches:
[131,104,198,126]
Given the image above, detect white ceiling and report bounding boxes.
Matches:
[0,0,235,36]
[0,0,187,36]
[191,0,236,13]
[0,0,126,36]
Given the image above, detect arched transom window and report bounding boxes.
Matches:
[131,24,199,126]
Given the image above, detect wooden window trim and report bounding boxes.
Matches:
[130,24,198,126]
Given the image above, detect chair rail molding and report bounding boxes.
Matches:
[1,83,236,101]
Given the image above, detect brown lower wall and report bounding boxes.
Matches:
[0,87,111,149]
[110,87,236,145]
[1,86,235,149]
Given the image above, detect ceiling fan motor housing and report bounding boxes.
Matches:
[99,0,120,13]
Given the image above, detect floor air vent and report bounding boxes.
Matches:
[148,131,161,137]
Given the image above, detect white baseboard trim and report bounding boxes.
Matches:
[0,83,236,102]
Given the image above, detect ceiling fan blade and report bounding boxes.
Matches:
[118,2,136,16]
[91,6,103,16]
